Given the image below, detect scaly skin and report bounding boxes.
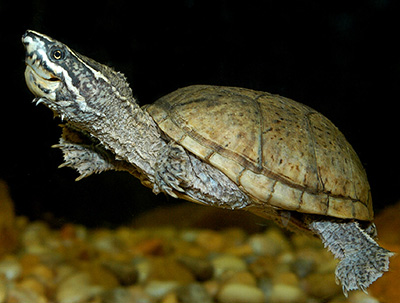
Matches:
[309,220,394,296]
[22,30,393,295]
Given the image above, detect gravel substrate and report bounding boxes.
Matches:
[0,215,382,303]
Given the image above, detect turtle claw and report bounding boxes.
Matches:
[75,173,90,182]
[58,160,72,168]
[162,187,179,199]
[154,143,189,198]
[154,171,185,198]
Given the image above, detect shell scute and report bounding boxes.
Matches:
[146,85,373,221]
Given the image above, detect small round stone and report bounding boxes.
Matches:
[347,290,380,303]
[217,283,265,303]
[144,280,180,300]
[0,279,7,303]
[100,288,138,303]
[223,271,257,286]
[56,271,103,303]
[18,278,46,297]
[269,283,306,303]
[101,260,138,286]
[249,228,289,256]
[7,284,48,303]
[196,230,226,252]
[273,272,299,287]
[147,258,195,283]
[211,255,247,278]
[177,256,213,281]
[0,256,22,280]
[176,283,213,303]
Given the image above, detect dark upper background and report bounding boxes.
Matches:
[1,0,399,227]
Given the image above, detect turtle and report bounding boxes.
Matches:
[22,30,393,295]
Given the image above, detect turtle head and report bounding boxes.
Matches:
[22,30,132,123]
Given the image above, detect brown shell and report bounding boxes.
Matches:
[146,85,373,221]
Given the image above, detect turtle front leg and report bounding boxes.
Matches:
[53,125,132,180]
[309,220,394,296]
[153,142,250,209]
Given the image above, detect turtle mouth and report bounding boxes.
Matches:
[24,63,61,99]
[23,30,62,99]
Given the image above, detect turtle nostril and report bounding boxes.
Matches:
[22,31,33,47]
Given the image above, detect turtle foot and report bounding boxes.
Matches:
[53,125,118,180]
[53,140,115,181]
[154,143,189,197]
[308,219,394,296]
[335,243,394,296]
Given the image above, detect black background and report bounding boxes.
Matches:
[1,0,399,227]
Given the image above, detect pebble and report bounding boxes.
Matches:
[217,283,265,303]
[223,271,257,286]
[249,228,290,256]
[56,271,103,303]
[27,264,54,287]
[196,230,226,252]
[91,229,119,253]
[269,283,306,303]
[144,280,180,299]
[134,257,152,283]
[161,292,179,303]
[176,283,213,303]
[273,271,299,286]
[202,280,220,298]
[101,260,138,285]
[248,255,276,278]
[0,197,391,303]
[18,277,46,297]
[0,256,22,280]
[127,285,156,303]
[87,264,120,288]
[292,249,318,277]
[134,238,165,255]
[0,279,6,303]
[347,291,380,303]
[100,287,138,303]
[7,285,47,303]
[177,255,213,281]
[211,254,247,278]
[21,221,51,248]
[146,257,195,283]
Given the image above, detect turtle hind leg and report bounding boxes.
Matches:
[153,142,250,209]
[309,220,394,296]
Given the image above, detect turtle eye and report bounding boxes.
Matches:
[51,48,64,61]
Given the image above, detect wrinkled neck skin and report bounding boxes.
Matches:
[42,87,166,183]
[22,30,166,183]
[89,95,166,182]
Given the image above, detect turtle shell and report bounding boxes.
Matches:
[145,85,373,221]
